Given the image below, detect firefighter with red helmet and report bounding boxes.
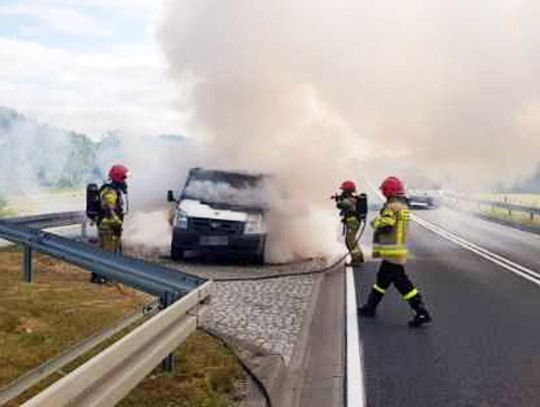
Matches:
[333,180,365,266]
[358,176,432,327]
[90,164,129,284]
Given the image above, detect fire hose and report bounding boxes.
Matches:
[213,218,368,282]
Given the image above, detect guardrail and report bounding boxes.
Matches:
[0,213,211,404]
[0,300,159,405]
[22,281,212,407]
[443,193,540,221]
[3,211,88,281]
[0,220,205,298]
[5,211,87,231]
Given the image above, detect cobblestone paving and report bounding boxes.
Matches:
[126,250,332,365]
[201,275,316,365]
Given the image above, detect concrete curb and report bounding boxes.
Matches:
[274,270,325,407]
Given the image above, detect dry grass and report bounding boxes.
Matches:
[0,246,147,388]
[483,206,540,230]
[120,331,245,407]
[479,193,540,207]
[0,246,245,406]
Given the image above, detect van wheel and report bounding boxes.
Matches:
[171,247,184,261]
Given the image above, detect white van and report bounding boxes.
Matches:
[167,168,268,263]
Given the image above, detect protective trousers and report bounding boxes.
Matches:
[98,227,122,253]
[345,216,364,264]
[363,260,427,313]
[91,225,122,283]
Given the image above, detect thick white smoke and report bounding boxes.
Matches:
[159,0,540,184]
[157,0,540,260]
[95,134,200,256]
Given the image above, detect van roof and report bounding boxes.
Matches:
[188,168,267,187]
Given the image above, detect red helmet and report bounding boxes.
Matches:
[380,176,405,198]
[108,164,129,183]
[340,180,356,193]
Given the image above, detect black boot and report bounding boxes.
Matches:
[408,311,432,328]
[358,289,384,317]
[90,273,108,285]
[407,294,432,328]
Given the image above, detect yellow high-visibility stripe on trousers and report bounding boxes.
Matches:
[403,288,418,300]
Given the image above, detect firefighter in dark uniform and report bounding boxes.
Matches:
[90,164,129,284]
[358,176,432,327]
[334,180,365,266]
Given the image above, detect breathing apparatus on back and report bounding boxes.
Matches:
[86,165,130,223]
[331,180,368,221]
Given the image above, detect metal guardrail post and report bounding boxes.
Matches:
[81,219,88,239]
[23,246,33,283]
[22,282,211,407]
[160,292,175,372]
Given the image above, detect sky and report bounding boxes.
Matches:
[0,0,183,139]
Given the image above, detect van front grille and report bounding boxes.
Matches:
[189,218,244,235]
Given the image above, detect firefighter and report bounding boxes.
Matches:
[334,180,365,266]
[90,164,129,284]
[358,176,432,328]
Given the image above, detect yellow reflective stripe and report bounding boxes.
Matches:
[378,249,408,256]
[373,244,408,256]
[403,288,418,300]
[373,284,386,294]
[101,189,118,207]
[401,209,411,220]
[394,209,409,245]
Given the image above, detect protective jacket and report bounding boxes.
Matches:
[97,184,125,253]
[336,193,364,264]
[372,197,410,264]
[98,184,124,227]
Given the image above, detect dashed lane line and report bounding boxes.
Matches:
[413,214,540,287]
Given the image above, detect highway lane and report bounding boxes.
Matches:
[419,206,540,272]
[354,214,540,407]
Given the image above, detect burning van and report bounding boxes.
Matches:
[167,168,268,263]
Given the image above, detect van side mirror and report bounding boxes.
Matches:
[167,190,175,202]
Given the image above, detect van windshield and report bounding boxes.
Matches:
[183,170,269,209]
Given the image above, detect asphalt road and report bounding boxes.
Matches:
[354,208,540,407]
[298,268,344,407]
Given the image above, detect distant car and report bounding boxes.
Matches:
[407,189,440,209]
[167,168,268,264]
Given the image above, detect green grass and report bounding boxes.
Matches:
[482,206,540,231]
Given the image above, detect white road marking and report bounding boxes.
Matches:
[413,214,540,286]
[362,177,540,286]
[351,179,540,406]
[346,266,366,407]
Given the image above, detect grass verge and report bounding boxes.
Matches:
[0,246,246,406]
[482,207,540,231]
[0,246,147,389]
[120,331,245,407]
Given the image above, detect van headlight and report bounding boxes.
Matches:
[174,210,189,230]
[244,214,265,235]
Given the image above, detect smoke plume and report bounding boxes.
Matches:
[158,0,540,260]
